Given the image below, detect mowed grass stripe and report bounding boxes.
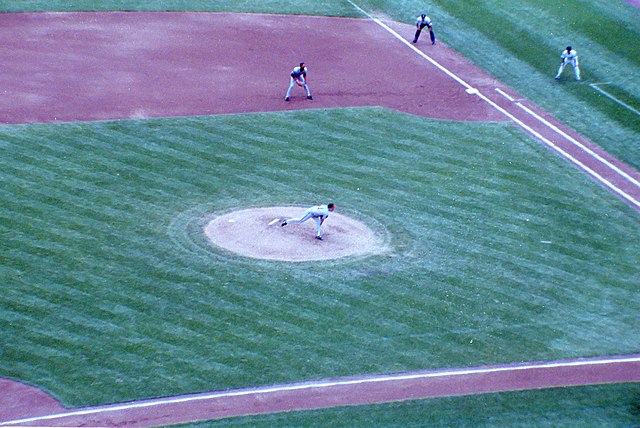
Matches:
[1,108,638,407]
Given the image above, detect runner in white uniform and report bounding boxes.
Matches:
[281,203,335,240]
[555,46,581,81]
[285,62,312,101]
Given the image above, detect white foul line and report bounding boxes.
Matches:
[590,83,640,116]
[2,355,640,426]
[496,88,640,187]
[346,0,640,209]
[495,87,515,102]
[466,86,640,208]
[346,0,473,90]
[515,102,640,187]
[496,87,640,187]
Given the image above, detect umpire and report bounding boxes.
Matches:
[412,14,436,45]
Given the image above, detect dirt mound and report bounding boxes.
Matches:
[204,206,388,262]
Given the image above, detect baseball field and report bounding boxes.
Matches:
[1,0,639,427]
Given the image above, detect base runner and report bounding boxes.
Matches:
[554,46,581,81]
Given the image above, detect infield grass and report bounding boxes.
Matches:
[1,109,638,415]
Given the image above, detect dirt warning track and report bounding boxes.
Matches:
[2,355,639,426]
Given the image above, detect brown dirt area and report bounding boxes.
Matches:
[204,206,388,261]
[0,12,505,124]
[0,378,64,422]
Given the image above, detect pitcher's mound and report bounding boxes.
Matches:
[204,206,387,262]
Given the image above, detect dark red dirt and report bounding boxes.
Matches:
[1,11,639,427]
[0,12,503,124]
[0,379,64,421]
[2,356,639,426]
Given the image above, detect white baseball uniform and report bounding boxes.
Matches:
[555,48,581,81]
[284,204,331,238]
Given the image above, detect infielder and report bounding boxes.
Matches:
[555,46,581,81]
[413,14,435,45]
[285,62,312,101]
[281,203,335,240]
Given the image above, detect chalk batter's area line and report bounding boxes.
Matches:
[2,355,639,426]
[590,83,640,116]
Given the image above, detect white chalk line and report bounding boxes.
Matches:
[590,83,640,116]
[496,87,640,188]
[347,0,640,208]
[515,101,640,188]
[347,3,473,91]
[3,355,640,426]
[495,87,515,102]
[474,89,640,208]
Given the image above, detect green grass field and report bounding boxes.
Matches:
[2,109,639,424]
[1,1,639,426]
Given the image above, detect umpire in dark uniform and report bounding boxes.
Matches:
[413,14,435,45]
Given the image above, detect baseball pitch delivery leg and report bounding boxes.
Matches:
[313,217,322,238]
[284,212,312,225]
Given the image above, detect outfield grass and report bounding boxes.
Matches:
[1,109,638,416]
[409,0,640,170]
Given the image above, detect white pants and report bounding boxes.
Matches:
[556,60,581,80]
[286,213,323,237]
[286,77,311,98]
